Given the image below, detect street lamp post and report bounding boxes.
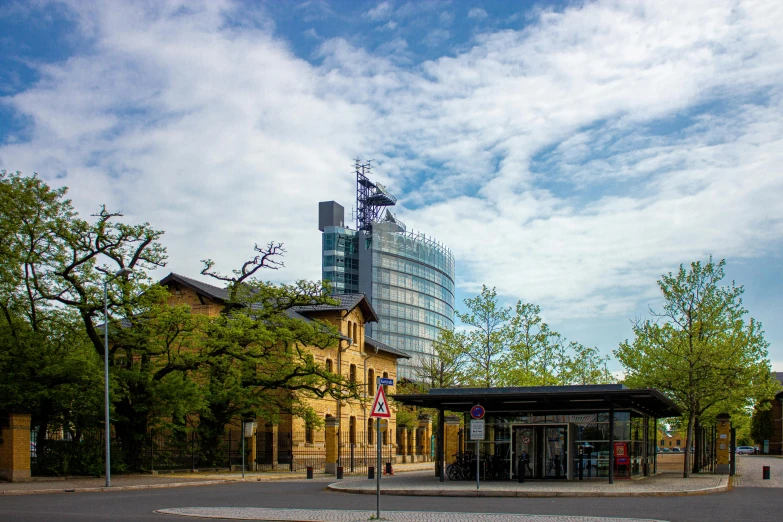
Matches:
[104,267,133,488]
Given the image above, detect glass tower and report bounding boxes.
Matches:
[318,163,455,380]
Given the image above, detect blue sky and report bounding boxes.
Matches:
[1,0,782,372]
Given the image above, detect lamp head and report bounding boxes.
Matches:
[114,268,134,278]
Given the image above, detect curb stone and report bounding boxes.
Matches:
[326,476,730,498]
[0,479,232,496]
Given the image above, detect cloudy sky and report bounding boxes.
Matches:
[1,0,782,371]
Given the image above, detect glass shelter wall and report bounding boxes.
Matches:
[461,412,652,480]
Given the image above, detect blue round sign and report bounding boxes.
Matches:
[470,405,485,419]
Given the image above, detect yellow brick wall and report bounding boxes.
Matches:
[161,280,403,451]
[165,285,222,316]
[0,413,32,482]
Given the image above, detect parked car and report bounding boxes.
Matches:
[657,447,670,453]
[671,447,680,452]
[736,446,755,455]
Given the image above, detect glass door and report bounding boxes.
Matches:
[544,426,567,478]
[512,427,538,478]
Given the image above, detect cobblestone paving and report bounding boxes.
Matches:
[156,507,667,521]
[734,455,783,488]
[327,471,725,497]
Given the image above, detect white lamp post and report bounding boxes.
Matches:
[104,267,133,487]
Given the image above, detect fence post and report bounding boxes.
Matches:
[325,417,339,475]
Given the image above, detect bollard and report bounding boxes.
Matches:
[368,466,374,480]
[336,466,343,480]
[385,462,393,475]
[518,456,525,483]
[763,466,770,480]
[306,466,313,480]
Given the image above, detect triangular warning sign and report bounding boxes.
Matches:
[370,384,391,418]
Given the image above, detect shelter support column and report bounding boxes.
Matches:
[437,409,445,482]
[653,417,657,475]
[608,405,614,485]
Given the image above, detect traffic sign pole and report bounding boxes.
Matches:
[376,416,381,519]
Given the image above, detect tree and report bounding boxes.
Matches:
[413,327,467,389]
[196,246,362,463]
[457,286,511,387]
[614,257,776,477]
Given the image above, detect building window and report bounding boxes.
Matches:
[353,322,358,345]
[350,364,356,383]
[349,416,356,445]
[368,419,374,445]
[383,429,388,446]
[368,369,375,396]
[305,423,313,444]
[660,439,664,446]
[676,440,681,446]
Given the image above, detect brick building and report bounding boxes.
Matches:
[159,273,414,467]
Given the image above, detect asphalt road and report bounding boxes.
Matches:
[0,480,780,522]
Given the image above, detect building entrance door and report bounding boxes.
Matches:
[512,425,568,479]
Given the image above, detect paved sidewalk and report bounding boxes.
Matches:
[734,455,783,488]
[328,470,728,497]
[156,507,666,521]
[0,461,433,495]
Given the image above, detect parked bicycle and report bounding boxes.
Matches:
[446,451,474,480]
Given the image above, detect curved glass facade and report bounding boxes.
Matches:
[368,222,455,379]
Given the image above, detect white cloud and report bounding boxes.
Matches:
[364,1,393,21]
[467,8,487,20]
[1,0,783,341]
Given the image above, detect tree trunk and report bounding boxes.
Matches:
[691,418,701,474]
[683,413,695,478]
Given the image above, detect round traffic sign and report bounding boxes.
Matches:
[470,404,485,419]
[522,436,530,444]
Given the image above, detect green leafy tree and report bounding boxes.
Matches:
[457,286,511,387]
[614,257,776,477]
[197,246,362,464]
[413,327,467,389]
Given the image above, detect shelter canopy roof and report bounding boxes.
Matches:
[394,384,681,419]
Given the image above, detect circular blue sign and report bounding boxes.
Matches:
[470,405,485,419]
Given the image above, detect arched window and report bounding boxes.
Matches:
[367,369,375,396]
[349,364,357,383]
[349,416,356,445]
[368,418,374,445]
[326,359,333,373]
[347,320,352,339]
[305,423,313,444]
[353,322,358,345]
[382,428,388,446]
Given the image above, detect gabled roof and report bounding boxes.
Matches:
[159,273,229,301]
[291,293,379,323]
[158,273,378,323]
[365,336,411,359]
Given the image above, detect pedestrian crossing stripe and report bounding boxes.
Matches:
[370,384,391,418]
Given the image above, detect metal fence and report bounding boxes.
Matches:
[255,427,396,475]
[31,424,401,477]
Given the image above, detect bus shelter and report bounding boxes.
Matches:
[393,384,682,483]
